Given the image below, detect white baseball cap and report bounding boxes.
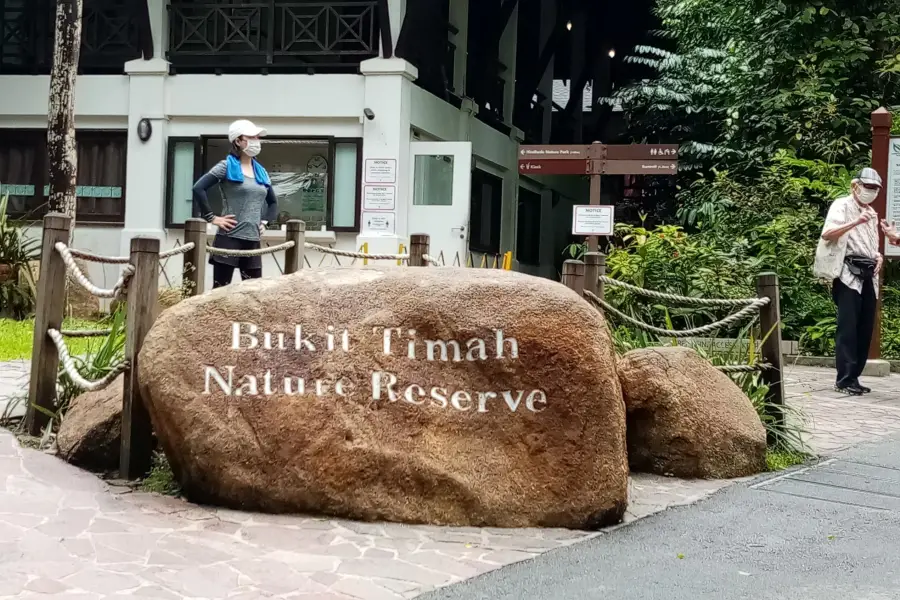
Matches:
[853,167,883,188]
[228,119,267,143]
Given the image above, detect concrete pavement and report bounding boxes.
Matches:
[420,433,900,600]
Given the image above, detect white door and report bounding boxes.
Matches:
[408,141,472,265]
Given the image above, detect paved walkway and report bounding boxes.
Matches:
[1,361,899,599]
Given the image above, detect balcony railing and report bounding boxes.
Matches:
[167,1,380,73]
[0,0,142,74]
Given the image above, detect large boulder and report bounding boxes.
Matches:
[138,268,628,529]
[618,347,766,479]
[57,375,124,472]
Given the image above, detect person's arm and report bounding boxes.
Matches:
[821,201,868,242]
[263,185,278,223]
[192,161,236,230]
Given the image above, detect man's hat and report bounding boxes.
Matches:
[853,167,883,188]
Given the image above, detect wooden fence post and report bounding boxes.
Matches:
[284,220,305,274]
[757,272,785,444]
[183,218,207,297]
[583,252,602,296]
[409,234,429,266]
[26,213,72,435]
[120,237,160,480]
[562,259,585,297]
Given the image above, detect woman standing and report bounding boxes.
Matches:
[192,119,278,288]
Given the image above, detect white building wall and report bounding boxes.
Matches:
[0,0,592,305]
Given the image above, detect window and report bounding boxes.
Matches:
[0,129,127,224]
[516,187,541,265]
[165,136,362,232]
[469,168,502,254]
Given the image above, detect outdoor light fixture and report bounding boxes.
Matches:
[137,118,152,142]
[566,20,572,30]
[363,108,375,121]
[608,48,616,58]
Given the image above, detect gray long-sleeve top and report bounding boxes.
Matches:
[192,159,278,242]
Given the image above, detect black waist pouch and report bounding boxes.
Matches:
[844,254,876,279]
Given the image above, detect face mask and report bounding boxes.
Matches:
[243,140,261,158]
[856,187,878,205]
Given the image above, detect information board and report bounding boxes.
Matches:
[886,138,900,258]
[572,205,615,236]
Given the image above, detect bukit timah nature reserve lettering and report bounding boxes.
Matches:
[200,323,547,414]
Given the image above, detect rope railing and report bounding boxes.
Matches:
[599,276,769,309]
[422,254,442,267]
[305,242,409,262]
[55,243,134,299]
[47,329,129,393]
[59,329,113,338]
[206,241,296,258]
[583,289,765,339]
[67,242,197,264]
[716,363,773,374]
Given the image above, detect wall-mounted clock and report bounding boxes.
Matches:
[307,154,328,174]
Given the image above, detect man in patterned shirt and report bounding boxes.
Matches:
[820,168,883,395]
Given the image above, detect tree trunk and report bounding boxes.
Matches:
[47,0,83,244]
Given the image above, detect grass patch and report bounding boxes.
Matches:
[140,452,181,496]
[766,449,808,472]
[0,317,107,361]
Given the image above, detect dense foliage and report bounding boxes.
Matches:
[601,0,900,357]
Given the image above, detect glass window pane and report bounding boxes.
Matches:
[263,140,329,230]
[413,155,454,206]
[169,141,196,225]
[332,142,358,228]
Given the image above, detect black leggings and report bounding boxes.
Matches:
[212,263,262,288]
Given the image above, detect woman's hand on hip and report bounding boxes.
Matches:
[212,215,237,231]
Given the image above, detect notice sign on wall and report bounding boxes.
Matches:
[362,211,396,235]
[365,159,397,184]
[572,205,615,236]
[363,185,396,211]
[886,138,900,258]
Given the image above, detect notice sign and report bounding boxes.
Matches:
[572,205,615,236]
[365,159,397,184]
[362,211,396,235]
[363,185,396,211]
[887,138,900,258]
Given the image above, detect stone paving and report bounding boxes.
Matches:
[0,360,898,599]
[784,364,900,455]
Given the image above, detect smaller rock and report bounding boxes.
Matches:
[618,347,767,479]
[56,375,124,472]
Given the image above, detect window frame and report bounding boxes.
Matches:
[468,167,503,255]
[0,128,128,226]
[516,186,542,266]
[164,135,362,232]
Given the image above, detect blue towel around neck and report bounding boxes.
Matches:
[225,154,271,186]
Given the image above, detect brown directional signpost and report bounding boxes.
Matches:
[518,141,680,251]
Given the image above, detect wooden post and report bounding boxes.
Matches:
[183,218,207,297]
[26,213,72,435]
[284,220,305,274]
[757,272,785,445]
[409,234,429,266]
[120,237,160,480]
[562,259,585,297]
[583,252,602,296]
[597,252,607,300]
[586,141,604,252]
[870,108,892,360]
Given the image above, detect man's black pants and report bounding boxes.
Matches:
[832,277,877,388]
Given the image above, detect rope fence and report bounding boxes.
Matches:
[47,329,129,393]
[59,329,113,338]
[562,254,785,441]
[56,243,134,299]
[583,289,766,339]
